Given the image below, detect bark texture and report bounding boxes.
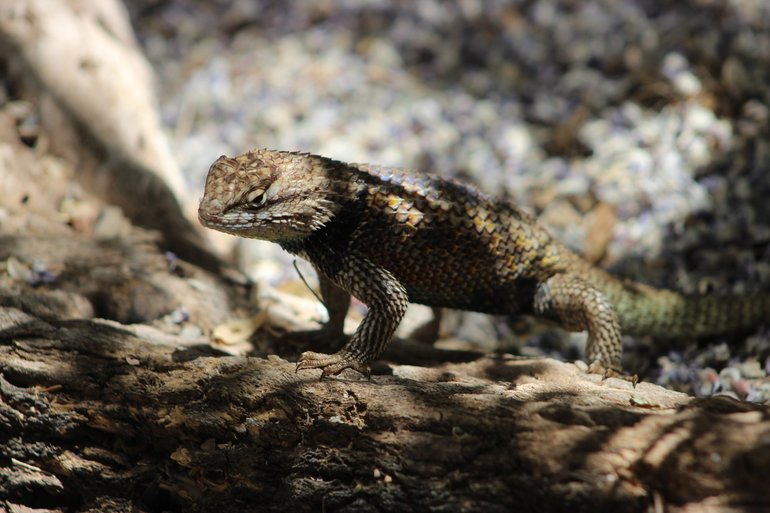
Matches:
[2,308,770,513]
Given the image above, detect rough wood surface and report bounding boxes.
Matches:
[0,0,187,200]
[0,0,223,273]
[2,305,769,513]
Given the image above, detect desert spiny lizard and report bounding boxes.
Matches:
[198,149,770,376]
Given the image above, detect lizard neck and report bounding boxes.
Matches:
[279,197,365,275]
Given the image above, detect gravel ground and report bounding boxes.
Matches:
[127,0,770,401]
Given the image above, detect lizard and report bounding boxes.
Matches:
[197,148,770,377]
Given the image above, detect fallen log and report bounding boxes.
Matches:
[2,303,769,512]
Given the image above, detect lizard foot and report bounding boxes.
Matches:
[296,351,371,378]
[587,361,638,386]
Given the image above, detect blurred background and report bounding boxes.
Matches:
[128,0,770,272]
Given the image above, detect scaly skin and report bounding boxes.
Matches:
[198,149,770,376]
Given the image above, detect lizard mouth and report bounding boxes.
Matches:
[197,206,218,228]
[197,206,242,232]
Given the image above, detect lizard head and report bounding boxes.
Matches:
[198,149,340,242]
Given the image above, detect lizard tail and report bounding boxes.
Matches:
[588,266,770,338]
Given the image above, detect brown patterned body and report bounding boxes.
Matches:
[198,149,770,376]
[302,164,561,314]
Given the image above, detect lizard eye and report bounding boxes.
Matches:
[244,188,267,208]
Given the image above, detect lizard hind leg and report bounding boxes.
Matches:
[533,273,623,370]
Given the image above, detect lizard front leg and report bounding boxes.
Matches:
[533,273,623,370]
[296,252,408,377]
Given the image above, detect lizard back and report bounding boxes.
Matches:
[309,160,571,315]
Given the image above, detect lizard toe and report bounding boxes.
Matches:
[296,350,370,378]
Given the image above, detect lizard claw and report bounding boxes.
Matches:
[296,350,371,378]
